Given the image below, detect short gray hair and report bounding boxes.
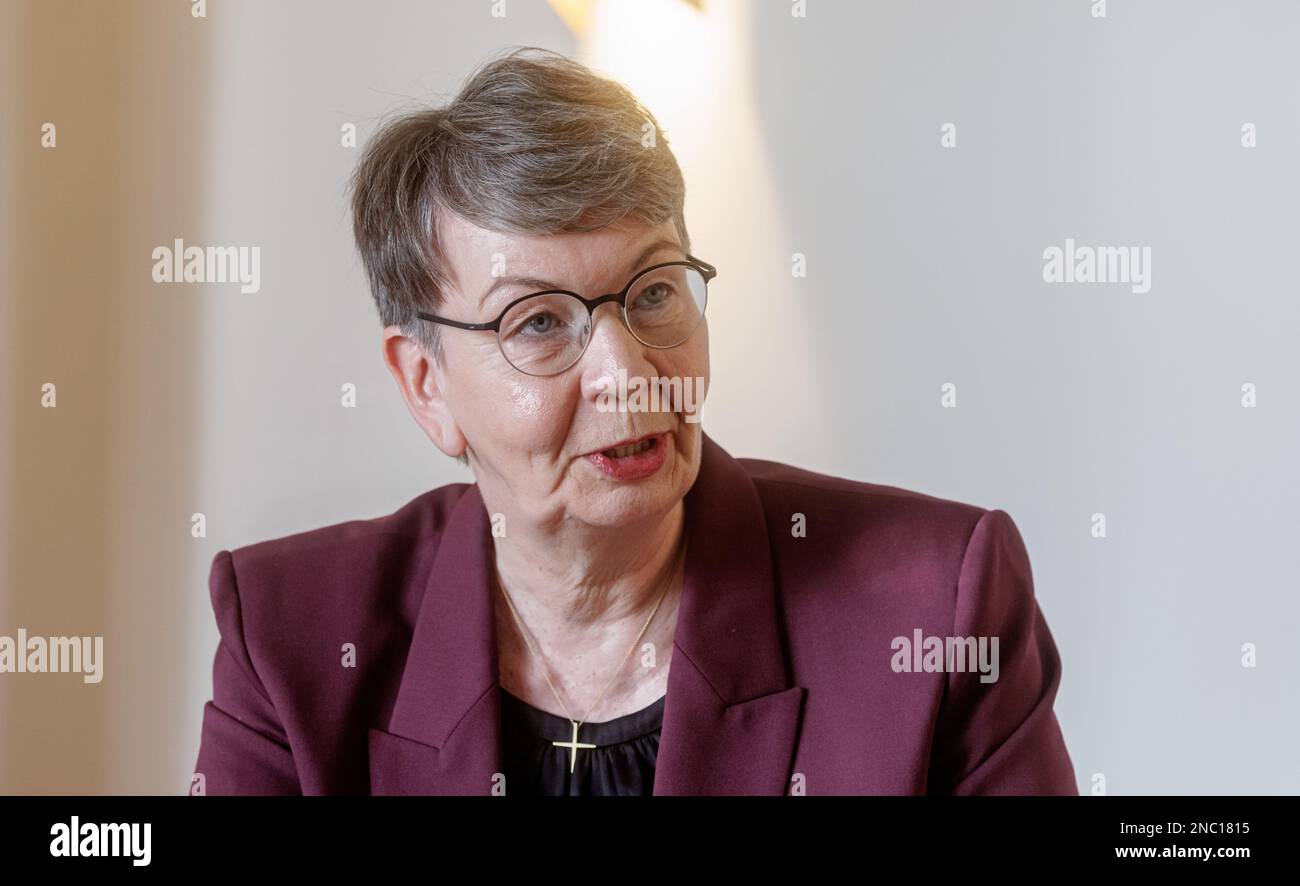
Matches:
[348,46,692,365]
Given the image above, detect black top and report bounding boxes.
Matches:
[498,685,665,796]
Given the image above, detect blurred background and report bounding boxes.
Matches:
[1,0,1297,794]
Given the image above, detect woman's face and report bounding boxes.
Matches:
[388,212,709,532]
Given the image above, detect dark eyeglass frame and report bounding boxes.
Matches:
[415,254,717,376]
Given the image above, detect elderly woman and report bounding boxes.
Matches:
[192,47,1076,796]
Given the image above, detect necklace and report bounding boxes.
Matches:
[493,541,685,776]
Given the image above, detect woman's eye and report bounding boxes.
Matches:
[517,312,559,335]
[633,283,672,308]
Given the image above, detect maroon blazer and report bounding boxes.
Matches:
[192,432,1077,795]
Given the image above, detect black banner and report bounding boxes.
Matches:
[0,796,1283,871]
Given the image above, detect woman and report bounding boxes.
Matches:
[191,47,1077,796]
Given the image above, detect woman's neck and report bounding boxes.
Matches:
[487,500,687,717]
[492,500,686,627]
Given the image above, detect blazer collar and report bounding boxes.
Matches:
[368,431,805,795]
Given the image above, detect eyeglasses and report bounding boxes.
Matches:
[416,255,717,377]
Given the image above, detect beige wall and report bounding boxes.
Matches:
[1,0,211,793]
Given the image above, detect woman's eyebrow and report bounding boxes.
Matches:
[476,238,685,309]
[477,275,558,309]
[623,238,685,278]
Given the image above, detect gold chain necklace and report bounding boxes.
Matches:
[493,542,685,775]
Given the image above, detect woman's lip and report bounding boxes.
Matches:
[584,433,669,481]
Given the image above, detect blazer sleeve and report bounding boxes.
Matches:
[927,509,1078,795]
[191,549,302,795]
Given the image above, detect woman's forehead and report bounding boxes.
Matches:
[439,214,680,300]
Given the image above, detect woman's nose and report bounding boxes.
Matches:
[579,302,655,397]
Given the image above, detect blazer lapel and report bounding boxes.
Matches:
[368,485,504,795]
[367,431,806,796]
[652,433,806,795]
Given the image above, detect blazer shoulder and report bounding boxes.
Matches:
[207,481,474,683]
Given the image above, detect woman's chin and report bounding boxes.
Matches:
[579,488,675,529]
[569,464,689,527]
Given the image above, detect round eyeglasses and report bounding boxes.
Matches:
[416,255,716,377]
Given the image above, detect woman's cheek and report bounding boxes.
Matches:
[509,380,543,418]
[669,340,709,398]
[506,383,570,453]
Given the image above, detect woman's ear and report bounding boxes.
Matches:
[381,325,468,459]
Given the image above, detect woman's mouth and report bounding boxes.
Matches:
[586,433,668,482]
[603,438,655,458]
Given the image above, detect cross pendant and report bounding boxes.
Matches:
[553,720,598,774]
